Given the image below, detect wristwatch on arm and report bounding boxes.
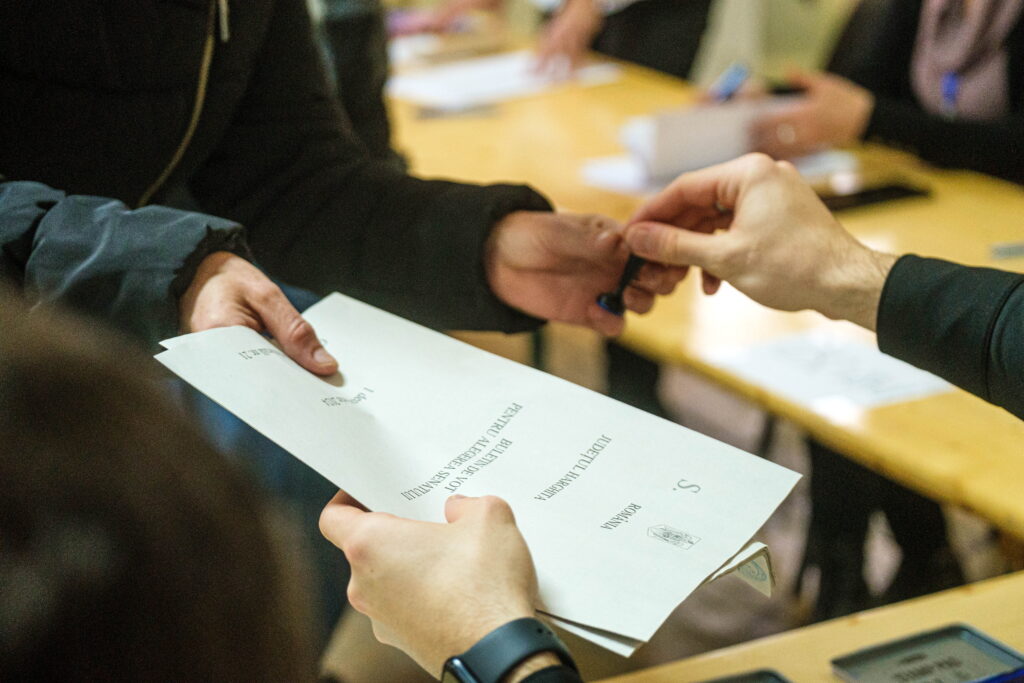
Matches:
[441,617,578,683]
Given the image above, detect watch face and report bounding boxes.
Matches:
[442,657,480,683]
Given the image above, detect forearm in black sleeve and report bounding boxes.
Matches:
[188,0,549,333]
[877,254,1024,419]
[2,180,248,346]
[865,99,1024,184]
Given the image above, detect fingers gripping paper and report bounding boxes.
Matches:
[157,293,799,655]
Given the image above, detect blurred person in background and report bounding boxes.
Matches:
[403,0,712,80]
[753,0,1024,183]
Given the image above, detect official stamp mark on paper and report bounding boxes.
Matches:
[648,525,700,550]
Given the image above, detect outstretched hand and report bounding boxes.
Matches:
[624,154,895,330]
[486,211,686,335]
[179,252,338,375]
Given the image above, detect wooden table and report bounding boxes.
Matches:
[597,571,1024,682]
[389,54,1024,537]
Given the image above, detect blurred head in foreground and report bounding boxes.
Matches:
[0,289,316,681]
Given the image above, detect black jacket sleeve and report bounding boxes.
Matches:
[188,0,549,333]
[0,180,248,346]
[864,100,1024,184]
[877,255,1024,419]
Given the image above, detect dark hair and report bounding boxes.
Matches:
[0,290,316,681]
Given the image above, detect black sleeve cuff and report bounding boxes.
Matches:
[467,182,551,333]
[877,254,1024,409]
[342,181,551,334]
[521,665,584,683]
[419,180,551,334]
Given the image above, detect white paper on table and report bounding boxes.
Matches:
[156,293,799,652]
[386,50,621,109]
[707,331,952,412]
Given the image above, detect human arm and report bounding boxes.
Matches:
[822,0,1024,184]
[189,0,679,337]
[622,154,1024,419]
[753,69,1024,183]
[0,180,336,374]
[876,255,1024,419]
[859,98,1024,184]
[750,70,875,160]
[535,0,604,74]
[752,64,1024,183]
[319,493,581,682]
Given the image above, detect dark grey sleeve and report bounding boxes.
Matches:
[1,181,249,346]
[877,254,1024,419]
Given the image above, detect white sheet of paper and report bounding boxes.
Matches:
[387,51,621,108]
[707,332,952,411]
[156,294,799,650]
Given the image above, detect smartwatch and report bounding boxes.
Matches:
[441,617,578,683]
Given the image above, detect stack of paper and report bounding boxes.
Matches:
[157,294,799,656]
[387,50,621,110]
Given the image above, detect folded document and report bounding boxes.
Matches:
[157,294,799,655]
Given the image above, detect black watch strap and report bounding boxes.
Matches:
[442,617,577,683]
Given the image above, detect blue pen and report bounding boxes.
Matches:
[942,71,959,119]
[709,62,750,102]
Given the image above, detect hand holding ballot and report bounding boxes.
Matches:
[320,491,543,676]
[178,251,338,376]
[158,293,800,660]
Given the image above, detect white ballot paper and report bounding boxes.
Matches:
[387,50,621,109]
[157,294,799,655]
